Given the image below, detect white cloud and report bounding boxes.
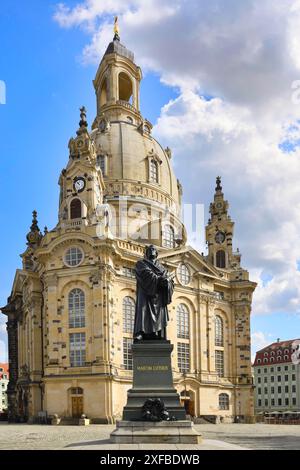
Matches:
[251,331,274,361]
[53,0,300,320]
[252,331,272,350]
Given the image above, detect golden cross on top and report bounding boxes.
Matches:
[114,16,120,40]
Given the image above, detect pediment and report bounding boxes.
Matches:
[37,232,96,258]
[158,245,222,279]
[9,269,27,299]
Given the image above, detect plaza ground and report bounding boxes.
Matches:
[0,423,300,450]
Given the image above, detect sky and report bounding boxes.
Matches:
[1,0,300,362]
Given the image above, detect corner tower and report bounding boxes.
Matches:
[206,177,241,270]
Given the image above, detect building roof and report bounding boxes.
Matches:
[103,39,134,62]
[253,339,300,367]
[0,363,9,380]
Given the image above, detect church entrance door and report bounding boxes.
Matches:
[71,396,83,418]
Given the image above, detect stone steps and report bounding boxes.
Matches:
[110,420,202,444]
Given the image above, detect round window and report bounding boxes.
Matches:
[64,247,84,267]
[177,263,191,286]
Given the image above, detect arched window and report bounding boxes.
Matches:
[177,264,191,285]
[70,387,83,395]
[215,315,224,347]
[176,304,189,339]
[150,159,158,183]
[100,78,107,107]
[219,393,229,410]
[123,296,135,333]
[97,155,106,175]
[70,198,82,219]
[162,225,175,248]
[69,289,85,328]
[118,72,133,103]
[216,250,226,268]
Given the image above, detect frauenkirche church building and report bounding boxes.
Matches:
[1,29,256,424]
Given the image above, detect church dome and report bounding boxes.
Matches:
[91,121,181,215]
[85,32,186,246]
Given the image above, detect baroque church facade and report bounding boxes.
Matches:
[1,32,256,424]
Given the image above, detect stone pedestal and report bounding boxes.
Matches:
[110,340,202,444]
[122,340,186,421]
[110,420,202,444]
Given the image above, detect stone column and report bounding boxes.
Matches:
[207,296,216,373]
[198,295,208,373]
[6,317,19,422]
[233,303,254,420]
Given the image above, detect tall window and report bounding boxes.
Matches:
[177,304,189,339]
[123,297,135,333]
[215,315,224,347]
[70,198,82,219]
[219,393,229,410]
[118,72,133,103]
[216,250,226,268]
[215,350,224,377]
[70,333,86,367]
[177,264,190,285]
[150,159,158,183]
[69,289,85,328]
[178,342,190,373]
[162,225,175,248]
[123,338,133,370]
[97,155,106,175]
[100,78,107,106]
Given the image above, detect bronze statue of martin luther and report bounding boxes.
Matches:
[134,245,175,341]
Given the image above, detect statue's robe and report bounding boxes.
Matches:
[133,258,174,337]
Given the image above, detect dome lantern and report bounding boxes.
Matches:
[92,20,142,129]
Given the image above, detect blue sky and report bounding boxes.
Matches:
[0,1,179,359]
[1,0,300,361]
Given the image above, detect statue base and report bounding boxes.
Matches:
[122,340,186,421]
[110,420,202,444]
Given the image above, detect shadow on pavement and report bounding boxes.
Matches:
[65,438,112,448]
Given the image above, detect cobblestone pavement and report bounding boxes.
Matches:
[0,423,300,450]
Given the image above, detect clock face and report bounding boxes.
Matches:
[74,177,85,192]
[215,231,225,244]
